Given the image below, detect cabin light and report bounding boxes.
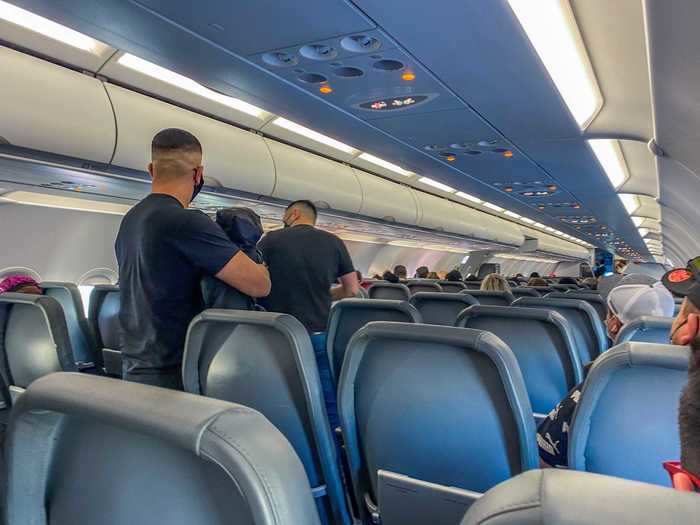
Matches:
[618,193,639,215]
[337,233,383,244]
[483,202,504,212]
[638,227,649,238]
[271,117,358,154]
[520,217,536,224]
[401,72,416,81]
[545,226,555,232]
[118,54,266,118]
[0,0,105,52]
[455,191,483,204]
[533,222,546,228]
[507,0,602,128]
[388,240,424,248]
[319,85,333,94]
[631,216,644,227]
[418,177,456,193]
[588,139,629,189]
[504,210,521,219]
[358,153,413,177]
[0,191,131,215]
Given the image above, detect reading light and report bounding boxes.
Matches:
[455,191,483,204]
[445,154,457,162]
[502,150,514,158]
[418,177,456,193]
[508,0,603,128]
[358,153,413,177]
[588,139,629,189]
[401,72,416,81]
[483,202,504,212]
[319,85,333,94]
[0,0,104,52]
[618,193,639,215]
[631,216,644,227]
[118,54,266,118]
[271,117,358,154]
[504,210,521,219]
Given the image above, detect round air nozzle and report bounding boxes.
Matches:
[341,34,381,53]
[333,66,364,78]
[373,59,404,71]
[299,44,338,61]
[262,51,298,67]
[297,72,328,84]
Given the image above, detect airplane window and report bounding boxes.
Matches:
[77,268,117,312]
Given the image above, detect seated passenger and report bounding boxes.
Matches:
[465,274,480,282]
[558,276,578,286]
[667,336,700,491]
[582,276,598,290]
[530,272,541,279]
[382,270,400,284]
[202,207,264,311]
[427,271,440,280]
[480,273,511,292]
[415,266,429,279]
[538,276,678,468]
[0,275,42,295]
[446,269,463,282]
[527,277,549,287]
[393,265,408,281]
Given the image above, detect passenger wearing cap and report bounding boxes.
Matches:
[537,275,676,468]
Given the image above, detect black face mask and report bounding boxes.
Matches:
[191,171,204,202]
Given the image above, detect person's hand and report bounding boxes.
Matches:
[678,313,700,345]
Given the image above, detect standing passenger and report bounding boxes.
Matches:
[115,128,270,390]
[258,200,359,426]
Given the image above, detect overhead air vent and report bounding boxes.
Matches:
[297,72,328,84]
[373,59,404,71]
[333,66,364,78]
[341,35,381,53]
[299,44,338,61]
[261,51,299,67]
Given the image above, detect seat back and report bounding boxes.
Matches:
[409,292,477,326]
[406,281,443,295]
[0,293,77,401]
[40,282,99,367]
[338,322,538,523]
[529,286,556,295]
[461,290,516,306]
[464,281,482,290]
[616,316,674,344]
[437,281,466,293]
[546,292,607,320]
[182,310,350,525]
[461,469,700,525]
[368,282,411,301]
[457,305,583,416]
[6,372,320,525]
[568,342,689,486]
[511,287,540,299]
[512,297,606,364]
[327,299,422,382]
[88,285,121,376]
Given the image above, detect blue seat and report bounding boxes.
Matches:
[460,290,516,306]
[616,316,673,344]
[41,281,99,368]
[368,282,411,301]
[182,310,351,525]
[338,322,537,524]
[437,281,467,293]
[512,297,606,364]
[457,305,583,417]
[529,286,556,296]
[464,281,482,290]
[0,293,77,403]
[409,292,477,326]
[87,285,122,376]
[511,287,541,299]
[568,342,689,487]
[326,299,421,383]
[406,281,443,295]
[546,292,607,321]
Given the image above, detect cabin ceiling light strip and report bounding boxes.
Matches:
[483,202,504,212]
[0,191,131,215]
[588,139,629,189]
[455,191,483,204]
[618,193,640,215]
[631,216,644,227]
[0,0,105,52]
[418,177,456,193]
[504,210,521,219]
[358,153,413,177]
[638,227,649,238]
[118,54,266,118]
[520,217,536,225]
[507,0,602,128]
[271,117,358,154]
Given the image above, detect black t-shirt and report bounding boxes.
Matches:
[115,194,239,373]
[258,225,354,332]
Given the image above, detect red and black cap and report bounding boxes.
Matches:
[662,257,700,308]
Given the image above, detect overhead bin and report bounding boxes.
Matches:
[353,169,419,225]
[0,46,116,163]
[265,139,362,213]
[413,190,524,246]
[521,226,590,259]
[106,83,276,196]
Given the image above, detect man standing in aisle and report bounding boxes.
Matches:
[258,200,359,426]
[116,128,270,389]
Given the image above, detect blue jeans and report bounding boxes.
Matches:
[310,332,339,429]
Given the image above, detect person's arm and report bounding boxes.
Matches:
[216,251,270,298]
[331,271,360,301]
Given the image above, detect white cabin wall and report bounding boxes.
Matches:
[0,204,120,283]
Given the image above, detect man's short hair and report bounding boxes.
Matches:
[393,265,407,278]
[415,266,429,278]
[152,128,202,157]
[286,200,318,221]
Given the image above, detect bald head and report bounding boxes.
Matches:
[150,128,203,181]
